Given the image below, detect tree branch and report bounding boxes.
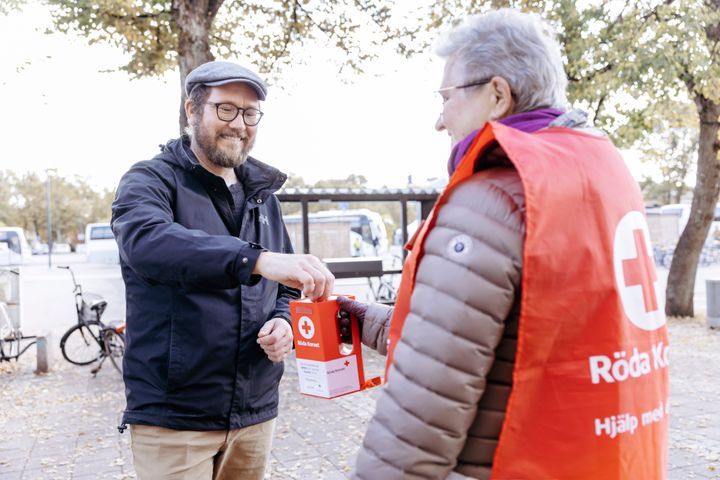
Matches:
[208,0,224,22]
[100,9,170,22]
[295,1,333,38]
[567,63,612,83]
[594,92,607,122]
[266,0,299,72]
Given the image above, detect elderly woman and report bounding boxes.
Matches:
[342,8,668,480]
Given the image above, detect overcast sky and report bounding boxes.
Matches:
[0,3,645,192]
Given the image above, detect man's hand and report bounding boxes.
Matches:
[257,318,294,363]
[253,252,334,301]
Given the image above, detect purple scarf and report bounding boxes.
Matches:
[447,108,564,175]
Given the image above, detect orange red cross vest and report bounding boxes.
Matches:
[385,122,669,479]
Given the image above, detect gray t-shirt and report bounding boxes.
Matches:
[228,182,245,232]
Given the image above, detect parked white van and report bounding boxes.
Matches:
[0,228,32,265]
[84,223,119,264]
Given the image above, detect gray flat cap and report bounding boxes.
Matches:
[185,61,267,100]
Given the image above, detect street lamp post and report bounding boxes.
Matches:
[45,168,57,269]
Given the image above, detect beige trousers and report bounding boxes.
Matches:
[130,419,276,480]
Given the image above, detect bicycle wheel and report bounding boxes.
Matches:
[662,253,673,269]
[60,322,104,365]
[375,279,397,304]
[104,329,125,374]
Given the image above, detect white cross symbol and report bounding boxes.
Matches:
[613,211,666,331]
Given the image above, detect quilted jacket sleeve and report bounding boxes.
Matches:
[353,167,525,479]
[361,303,394,356]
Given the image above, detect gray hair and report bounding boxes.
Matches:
[435,9,567,112]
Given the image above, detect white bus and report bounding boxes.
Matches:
[283,209,388,259]
[84,223,120,264]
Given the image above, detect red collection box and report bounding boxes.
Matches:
[290,296,380,399]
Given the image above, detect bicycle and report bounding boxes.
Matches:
[0,268,37,362]
[58,265,125,376]
[369,253,403,305]
[653,245,674,269]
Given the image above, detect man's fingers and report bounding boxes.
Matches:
[305,264,328,300]
[296,258,334,301]
[260,330,293,362]
[295,269,316,299]
[258,331,289,348]
[262,341,290,354]
[258,319,292,347]
[306,258,334,300]
[258,327,283,345]
[258,323,273,338]
[320,270,334,300]
[255,318,293,363]
[253,252,335,300]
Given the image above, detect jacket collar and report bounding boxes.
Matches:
[161,136,287,199]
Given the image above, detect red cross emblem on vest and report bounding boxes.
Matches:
[613,211,666,331]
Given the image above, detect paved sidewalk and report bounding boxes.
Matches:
[1,317,718,479]
[666,316,720,479]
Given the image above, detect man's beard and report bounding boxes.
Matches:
[192,121,255,169]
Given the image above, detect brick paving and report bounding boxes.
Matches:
[0,259,719,479]
[0,344,385,480]
[1,319,719,479]
[667,317,720,479]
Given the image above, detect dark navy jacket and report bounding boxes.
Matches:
[111,136,299,431]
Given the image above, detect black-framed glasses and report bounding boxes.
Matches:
[207,102,264,126]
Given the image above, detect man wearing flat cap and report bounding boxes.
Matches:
[111,60,334,480]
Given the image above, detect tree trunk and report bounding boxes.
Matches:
[173,0,225,134]
[665,97,720,317]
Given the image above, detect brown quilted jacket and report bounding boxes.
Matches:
[354,165,525,480]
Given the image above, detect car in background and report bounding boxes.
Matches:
[0,228,32,265]
[51,242,72,254]
[85,223,119,264]
[32,242,49,255]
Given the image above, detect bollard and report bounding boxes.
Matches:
[35,333,52,374]
[706,279,720,328]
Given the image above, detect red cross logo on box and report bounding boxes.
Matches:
[298,316,315,339]
[613,211,666,331]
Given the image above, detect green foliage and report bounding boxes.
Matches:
[0,0,25,15]
[0,171,114,245]
[312,173,368,189]
[44,0,407,78]
[406,0,718,147]
[47,0,176,77]
[638,119,698,205]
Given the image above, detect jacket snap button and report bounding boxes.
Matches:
[242,257,248,263]
[256,198,262,204]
